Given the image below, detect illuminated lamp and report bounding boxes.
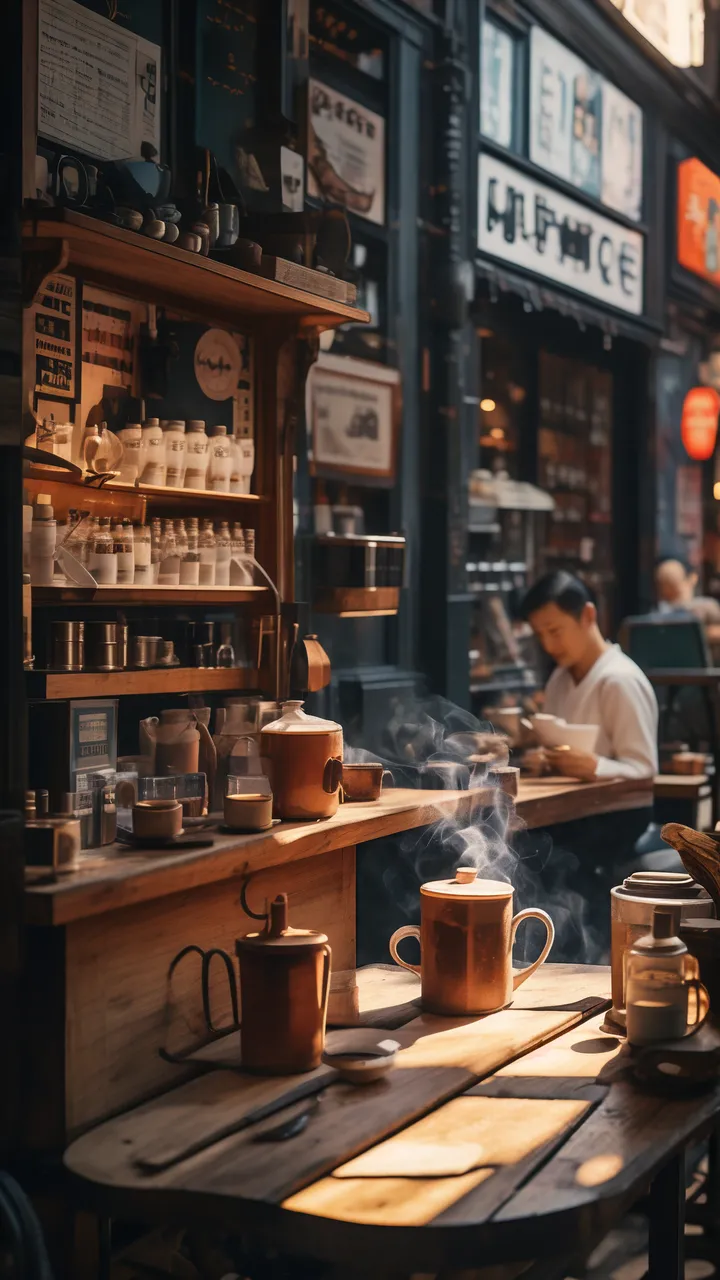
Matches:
[681,386,719,461]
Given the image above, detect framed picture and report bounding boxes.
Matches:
[307,79,386,225]
[307,354,401,482]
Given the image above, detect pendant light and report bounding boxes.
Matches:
[681,387,720,461]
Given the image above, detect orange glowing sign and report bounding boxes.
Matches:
[681,386,719,461]
[678,158,720,287]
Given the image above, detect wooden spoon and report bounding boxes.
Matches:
[660,822,720,912]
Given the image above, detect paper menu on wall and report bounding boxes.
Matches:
[38,0,161,162]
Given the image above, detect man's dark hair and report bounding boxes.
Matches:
[521,571,592,621]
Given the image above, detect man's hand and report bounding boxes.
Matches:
[545,747,598,780]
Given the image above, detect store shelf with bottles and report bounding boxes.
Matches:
[25,465,266,518]
[23,209,370,333]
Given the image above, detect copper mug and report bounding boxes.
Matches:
[389,868,555,1015]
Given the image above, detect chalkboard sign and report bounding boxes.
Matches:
[195,0,259,180]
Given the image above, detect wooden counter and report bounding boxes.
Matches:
[20,776,652,1149]
[25,777,652,927]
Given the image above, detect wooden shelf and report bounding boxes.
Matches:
[26,666,260,699]
[25,465,266,510]
[23,209,370,332]
[32,585,269,605]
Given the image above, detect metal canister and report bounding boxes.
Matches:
[51,621,84,671]
[85,622,120,672]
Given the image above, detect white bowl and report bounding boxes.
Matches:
[322,1029,400,1085]
[530,715,599,753]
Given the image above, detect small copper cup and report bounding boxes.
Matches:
[341,762,392,803]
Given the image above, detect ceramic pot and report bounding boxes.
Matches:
[259,700,342,821]
[341,762,392,802]
[389,867,554,1015]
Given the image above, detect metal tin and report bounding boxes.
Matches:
[51,620,84,671]
[85,622,122,672]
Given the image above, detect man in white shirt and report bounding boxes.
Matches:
[522,571,659,782]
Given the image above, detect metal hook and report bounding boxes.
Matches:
[240,873,269,922]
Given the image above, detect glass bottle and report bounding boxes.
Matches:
[179,517,200,586]
[79,513,96,568]
[175,517,189,560]
[115,517,135,584]
[625,908,706,1046]
[117,422,143,484]
[215,519,232,586]
[163,420,187,487]
[140,418,166,486]
[133,522,152,585]
[158,518,180,587]
[230,521,252,586]
[199,518,216,586]
[229,435,241,494]
[150,518,163,583]
[216,621,235,668]
[208,425,232,493]
[184,420,209,490]
[89,516,117,585]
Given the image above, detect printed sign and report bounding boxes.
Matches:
[481,20,514,149]
[307,355,399,480]
[32,273,76,398]
[38,0,161,161]
[308,80,385,225]
[677,158,720,288]
[478,153,644,315]
[529,25,643,222]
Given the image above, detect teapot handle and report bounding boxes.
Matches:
[684,979,710,1036]
[323,757,343,795]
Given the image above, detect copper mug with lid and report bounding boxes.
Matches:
[389,867,555,1015]
[195,892,332,1074]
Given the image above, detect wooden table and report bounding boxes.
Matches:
[20,781,653,1151]
[64,963,716,1279]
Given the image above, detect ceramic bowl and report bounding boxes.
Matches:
[530,715,599,753]
[322,1029,401,1085]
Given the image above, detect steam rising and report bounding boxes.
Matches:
[351,694,603,965]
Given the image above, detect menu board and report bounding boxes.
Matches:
[194,0,258,183]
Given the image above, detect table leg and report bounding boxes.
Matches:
[648,1152,685,1280]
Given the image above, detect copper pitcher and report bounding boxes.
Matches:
[389,867,554,1015]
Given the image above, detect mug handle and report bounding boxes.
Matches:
[389,925,422,975]
[684,979,710,1036]
[511,908,555,991]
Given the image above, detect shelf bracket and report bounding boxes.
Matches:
[22,238,71,306]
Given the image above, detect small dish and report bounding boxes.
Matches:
[322,1030,401,1085]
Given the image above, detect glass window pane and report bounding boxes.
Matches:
[481,20,515,149]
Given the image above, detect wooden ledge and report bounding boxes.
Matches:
[25,777,653,927]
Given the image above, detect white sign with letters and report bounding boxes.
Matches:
[478,153,644,316]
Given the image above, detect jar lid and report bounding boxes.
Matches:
[235,894,329,950]
[260,699,341,735]
[421,868,513,899]
[617,871,707,900]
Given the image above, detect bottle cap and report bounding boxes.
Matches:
[187,420,206,431]
[214,424,227,435]
[35,494,54,518]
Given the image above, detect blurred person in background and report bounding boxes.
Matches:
[655,556,720,658]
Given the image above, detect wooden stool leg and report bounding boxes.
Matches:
[648,1153,685,1280]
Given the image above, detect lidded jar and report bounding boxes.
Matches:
[625,907,709,1046]
[259,700,343,821]
[236,892,331,1074]
[610,871,713,1022]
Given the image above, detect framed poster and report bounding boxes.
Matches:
[677,158,720,287]
[610,0,704,69]
[478,153,644,315]
[307,354,400,481]
[601,81,643,222]
[307,80,385,225]
[481,20,514,149]
[529,25,643,221]
[529,26,578,184]
[30,272,77,400]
